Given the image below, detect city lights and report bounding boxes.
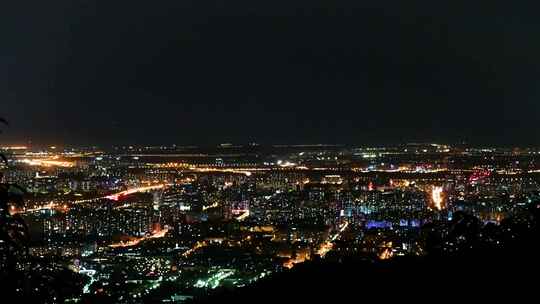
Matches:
[3,2,538,300]
[3,143,539,301]
[432,186,444,210]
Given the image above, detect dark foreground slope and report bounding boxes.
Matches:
[197,206,540,303]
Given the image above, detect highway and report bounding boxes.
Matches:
[15,184,167,214]
[317,221,349,258]
[108,227,169,248]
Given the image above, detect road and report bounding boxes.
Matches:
[16,184,167,214]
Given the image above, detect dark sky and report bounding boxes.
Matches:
[2,1,540,146]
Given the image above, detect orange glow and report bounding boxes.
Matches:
[283,252,309,269]
[0,146,27,150]
[235,210,250,221]
[106,184,165,201]
[317,221,349,258]
[432,186,444,210]
[317,242,334,257]
[182,241,207,257]
[379,248,393,260]
[109,227,169,248]
[21,158,75,168]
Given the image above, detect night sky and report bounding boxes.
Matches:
[2,1,540,146]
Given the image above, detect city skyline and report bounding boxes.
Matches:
[1,142,539,302]
[2,1,540,302]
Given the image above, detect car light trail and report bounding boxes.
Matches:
[317,221,349,258]
[105,184,166,201]
[109,227,169,248]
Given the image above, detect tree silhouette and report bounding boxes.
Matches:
[0,119,86,301]
[0,118,30,296]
